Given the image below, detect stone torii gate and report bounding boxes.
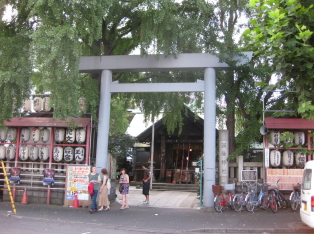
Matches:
[79,53,252,207]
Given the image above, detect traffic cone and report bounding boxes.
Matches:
[72,194,79,208]
[21,188,28,205]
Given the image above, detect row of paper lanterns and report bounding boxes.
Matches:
[0,127,86,144]
[270,150,306,168]
[0,145,85,162]
[270,130,305,146]
[23,97,86,112]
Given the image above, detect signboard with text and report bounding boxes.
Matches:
[65,165,90,202]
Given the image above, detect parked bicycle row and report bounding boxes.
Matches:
[213,179,301,213]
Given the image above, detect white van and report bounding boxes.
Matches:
[300,160,314,228]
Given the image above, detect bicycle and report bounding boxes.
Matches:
[268,179,288,213]
[212,183,235,212]
[233,181,249,212]
[289,183,301,211]
[245,182,269,212]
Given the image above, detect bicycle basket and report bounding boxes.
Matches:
[248,185,257,193]
[212,185,223,193]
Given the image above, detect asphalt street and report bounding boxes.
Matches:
[0,201,313,234]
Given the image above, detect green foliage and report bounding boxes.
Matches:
[108,133,135,166]
[245,0,314,119]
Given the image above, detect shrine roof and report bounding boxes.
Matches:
[265,118,314,130]
[5,118,91,127]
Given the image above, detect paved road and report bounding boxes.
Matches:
[0,201,312,234]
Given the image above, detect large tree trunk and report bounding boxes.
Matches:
[226,109,236,156]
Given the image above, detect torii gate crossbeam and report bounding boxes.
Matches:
[79,53,252,207]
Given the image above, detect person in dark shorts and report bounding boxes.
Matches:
[142,163,152,204]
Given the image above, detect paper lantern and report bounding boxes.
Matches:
[7,128,17,141]
[64,147,74,162]
[32,128,40,143]
[40,128,50,143]
[39,146,49,161]
[33,97,42,112]
[270,130,281,146]
[55,128,65,143]
[22,99,31,112]
[78,97,86,112]
[29,146,39,161]
[0,129,7,142]
[6,145,15,160]
[53,146,63,162]
[75,147,85,162]
[21,128,30,142]
[283,151,294,167]
[76,128,86,144]
[65,129,75,143]
[295,152,306,168]
[270,150,281,167]
[0,145,5,160]
[294,132,305,145]
[283,131,294,144]
[42,97,51,112]
[19,145,29,161]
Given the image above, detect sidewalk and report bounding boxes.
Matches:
[116,186,200,209]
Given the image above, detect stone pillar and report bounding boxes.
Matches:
[203,68,216,207]
[237,155,244,182]
[160,135,166,182]
[95,70,112,172]
[219,130,229,186]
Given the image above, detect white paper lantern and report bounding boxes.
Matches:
[29,146,39,161]
[64,147,74,162]
[76,128,86,144]
[295,152,306,168]
[19,145,29,161]
[55,128,65,143]
[294,132,305,145]
[75,147,85,162]
[78,97,86,112]
[0,145,6,160]
[33,97,42,112]
[270,150,281,167]
[6,145,15,160]
[39,146,49,161]
[270,130,281,146]
[21,128,30,142]
[32,128,40,143]
[283,131,294,144]
[40,128,50,143]
[42,97,51,112]
[65,129,75,143]
[53,146,63,162]
[7,128,17,141]
[22,99,31,112]
[0,129,7,141]
[283,150,294,167]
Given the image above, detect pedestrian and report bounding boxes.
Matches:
[98,168,110,211]
[88,166,101,213]
[119,168,129,210]
[142,163,152,204]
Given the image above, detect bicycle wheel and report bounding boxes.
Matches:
[233,194,243,212]
[214,194,223,212]
[261,193,269,210]
[290,192,298,211]
[269,191,278,213]
[229,194,235,210]
[278,193,288,209]
[245,193,255,212]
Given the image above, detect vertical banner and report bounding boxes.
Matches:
[265,147,269,168]
[65,165,90,201]
[219,130,229,186]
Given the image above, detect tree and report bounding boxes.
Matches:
[245,0,314,118]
